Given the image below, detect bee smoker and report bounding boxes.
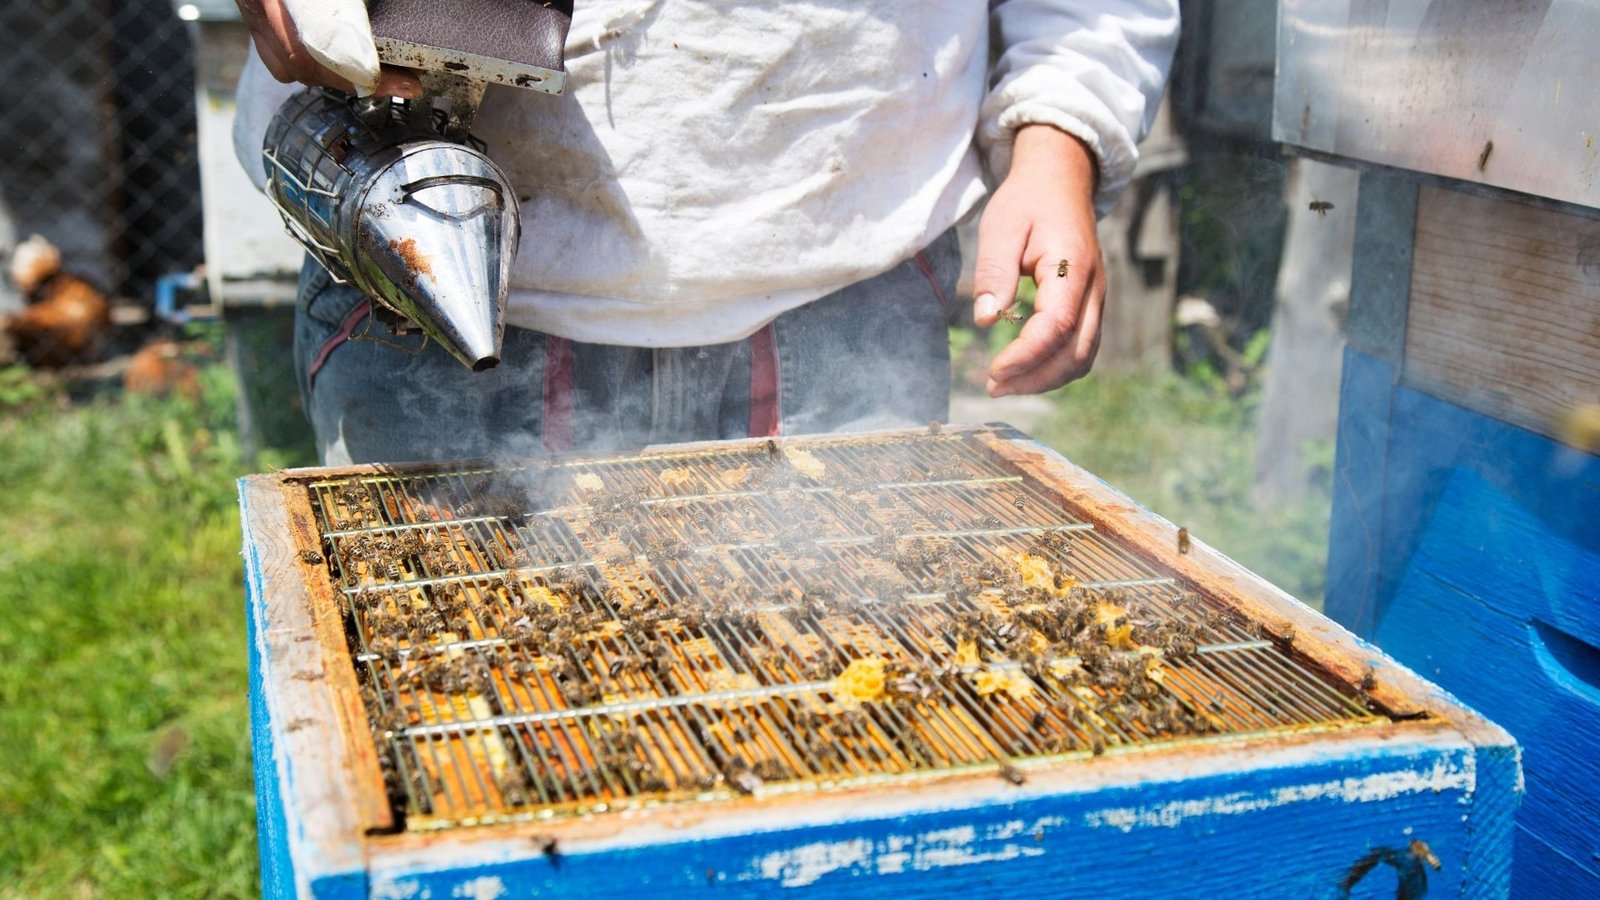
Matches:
[261,0,572,371]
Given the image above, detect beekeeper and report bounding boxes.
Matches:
[233,0,1179,463]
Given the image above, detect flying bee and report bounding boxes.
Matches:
[1308,200,1334,216]
[1177,527,1191,555]
[762,439,780,461]
[1056,258,1071,278]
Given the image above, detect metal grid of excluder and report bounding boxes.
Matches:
[298,429,1384,830]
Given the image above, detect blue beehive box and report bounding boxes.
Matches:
[1327,177,1600,896]
[242,426,1519,898]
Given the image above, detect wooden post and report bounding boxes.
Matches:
[1254,157,1360,505]
[1095,95,1186,376]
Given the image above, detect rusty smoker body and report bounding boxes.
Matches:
[263,89,517,370]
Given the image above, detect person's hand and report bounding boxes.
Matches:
[236,0,420,98]
[972,125,1107,397]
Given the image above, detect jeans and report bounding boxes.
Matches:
[292,228,961,465]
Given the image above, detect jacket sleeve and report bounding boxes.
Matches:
[981,0,1180,214]
[233,47,301,193]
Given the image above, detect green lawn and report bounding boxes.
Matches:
[0,366,266,898]
[0,349,1328,895]
[1030,373,1332,607]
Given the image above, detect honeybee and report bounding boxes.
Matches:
[298,549,324,565]
[1177,527,1191,555]
[998,762,1027,786]
[1409,839,1442,871]
[996,306,1023,323]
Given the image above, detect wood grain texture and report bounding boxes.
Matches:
[1405,185,1600,439]
[276,481,393,834]
[241,477,374,897]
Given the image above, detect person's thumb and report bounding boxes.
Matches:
[282,0,382,95]
[971,202,1027,326]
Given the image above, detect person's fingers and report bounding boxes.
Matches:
[375,66,424,100]
[988,242,1093,383]
[246,0,383,94]
[251,33,295,83]
[1029,246,1082,335]
[971,195,1030,327]
[988,270,1105,396]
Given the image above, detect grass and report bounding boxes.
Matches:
[1031,371,1333,608]
[0,363,271,898]
[0,342,1330,895]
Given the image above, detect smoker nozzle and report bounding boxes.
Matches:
[263,89,519,372]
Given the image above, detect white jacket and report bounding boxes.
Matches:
[236,1,1179,347]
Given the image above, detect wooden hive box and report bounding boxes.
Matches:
[242,425,1519,898]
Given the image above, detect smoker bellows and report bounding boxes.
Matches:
[242,425,1518,897]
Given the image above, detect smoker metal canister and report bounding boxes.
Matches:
[262,89,518,371]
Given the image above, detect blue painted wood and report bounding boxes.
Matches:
[243,482,301,900]
[1326,349,1398,634]
[362,740,1509,899]
[1325,350,1600,895]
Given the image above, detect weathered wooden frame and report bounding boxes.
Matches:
[244,425,1519,898]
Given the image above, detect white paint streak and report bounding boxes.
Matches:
[747,820,1051,886]
[452,875,507,900]
[756,837,873,887]
[370,878,423,900]
[1086,757,1475,833]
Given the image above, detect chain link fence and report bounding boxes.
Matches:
[1,0,202,363]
